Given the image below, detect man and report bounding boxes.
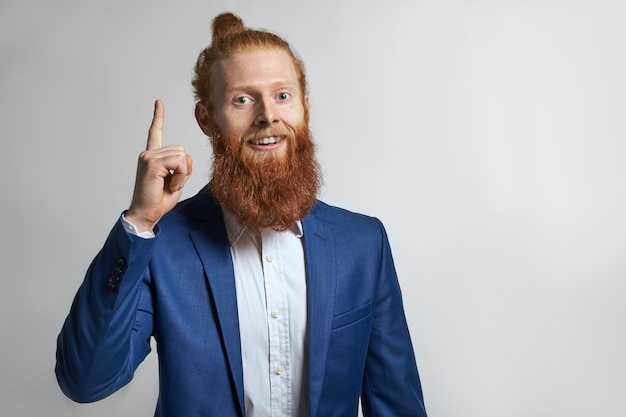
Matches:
[56,12,427,417]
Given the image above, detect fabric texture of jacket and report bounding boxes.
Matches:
[56,186,427,417]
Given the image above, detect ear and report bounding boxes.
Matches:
[304,95,310,112]
[194,102,214,136]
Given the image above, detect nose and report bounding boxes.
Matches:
[255,97,278,126]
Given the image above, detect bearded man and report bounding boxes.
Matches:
[56,12,427,417]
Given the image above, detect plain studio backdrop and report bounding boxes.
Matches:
[2,0,626,416]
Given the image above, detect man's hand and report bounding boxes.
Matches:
[126,100,193,233]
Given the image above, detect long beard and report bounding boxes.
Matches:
[210,122,321,232]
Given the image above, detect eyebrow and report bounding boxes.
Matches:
[227,80,298,93]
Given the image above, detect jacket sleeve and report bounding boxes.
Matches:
[55,218,158,403]
[361,219,428,417]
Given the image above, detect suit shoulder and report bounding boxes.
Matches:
[157,187,219,232]
[309,200,386,236]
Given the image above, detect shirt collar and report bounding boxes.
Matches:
[221,207,304,247]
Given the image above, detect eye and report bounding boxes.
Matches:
[234,96,250,104]
[277,92,290,101]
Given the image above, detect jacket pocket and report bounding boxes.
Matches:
[331,301,372,330]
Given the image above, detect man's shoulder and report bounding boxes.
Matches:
[304,200,393,255]
[308,199,384,233]
[159,186,222,229]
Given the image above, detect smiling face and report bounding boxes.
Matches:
[195,47,320,231]
[197,48,309,164]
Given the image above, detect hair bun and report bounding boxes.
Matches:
[212,12,245,44]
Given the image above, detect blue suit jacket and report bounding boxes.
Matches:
[56,186,427,416]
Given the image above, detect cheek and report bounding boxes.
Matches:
[282,107,306,127]
[218,111,251,136]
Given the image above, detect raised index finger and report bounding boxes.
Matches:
[146,99,164,150]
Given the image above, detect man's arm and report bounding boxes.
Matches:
[55,220,157,402]
[361,219,427,416]
[55,100,192,402]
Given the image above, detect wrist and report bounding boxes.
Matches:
[124,209,157,234]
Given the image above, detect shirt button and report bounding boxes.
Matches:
[266,254,274,262]
[271,309,281,319]
[275,366,284,375]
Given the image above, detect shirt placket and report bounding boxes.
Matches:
[262,231,292,417]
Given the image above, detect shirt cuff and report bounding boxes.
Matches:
[121,213,156,239]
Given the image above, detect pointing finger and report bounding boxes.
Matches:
[147,99,164,150]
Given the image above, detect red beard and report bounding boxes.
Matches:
[209,121,321,231]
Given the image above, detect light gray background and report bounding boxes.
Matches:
[2,0,625,416]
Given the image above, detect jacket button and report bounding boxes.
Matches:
[106,258,126,292]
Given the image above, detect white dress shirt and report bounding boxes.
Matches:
[122,211,308,417]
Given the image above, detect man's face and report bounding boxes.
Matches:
[206,48,308,163]
[196,47,319,231]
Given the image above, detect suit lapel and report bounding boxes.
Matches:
[185,191,336,417]
[302,208,337,417]
[188,191,245,416]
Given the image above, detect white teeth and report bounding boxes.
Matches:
[252,136,279,145]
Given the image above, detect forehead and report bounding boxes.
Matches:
[211,48,300,93]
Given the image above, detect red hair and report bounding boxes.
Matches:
[192,12,307,106]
